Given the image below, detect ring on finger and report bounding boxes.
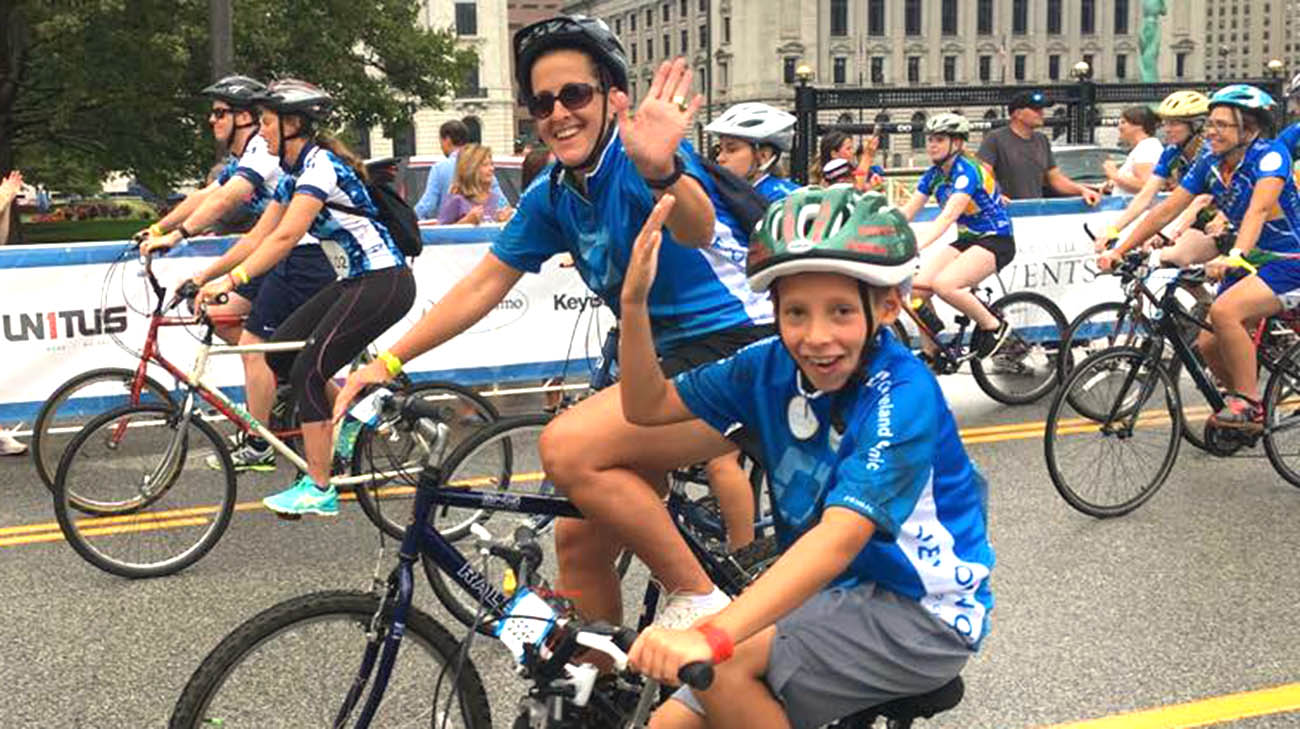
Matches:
[671,95,687,111]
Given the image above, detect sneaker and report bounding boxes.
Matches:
[0,428,27,456]
[1210,395,1264,431]
[207,440,276,472]
[974,319,1011,359]
[334,418,364,463]
[262,475,339,516]
[656,586,731,630]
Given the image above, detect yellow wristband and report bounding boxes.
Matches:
[149,223,165,237]
[231,265,251,285]
[377,350,403,377]
[1105,225,1121,240]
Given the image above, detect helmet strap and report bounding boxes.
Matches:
[937,137,962,169]
[568,72,614,174]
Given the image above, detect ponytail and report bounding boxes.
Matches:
[315,132,368,182]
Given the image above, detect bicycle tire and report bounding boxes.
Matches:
[352,381,503,540]
[971,291,1068,405]
[52,403,236,578]
[168,590,492,729]
[1263,338,1300,488]
[1044,347,1181,518]
[1057,302,1149,385]
[31,367,175,498]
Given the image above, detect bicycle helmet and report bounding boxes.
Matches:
[705,103,796,152]
[924,112,971,138]
[202,75,267,109]
[1208,84,1276,139]
[257,79,334,121]
[748,187,917,293]
[1287,72,1300,101]
[1155,90,1209,120]
[513,15,629,102]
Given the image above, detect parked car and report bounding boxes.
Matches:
[389,154,525,218]
[1051,144,1127,189]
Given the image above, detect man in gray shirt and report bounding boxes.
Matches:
[978,91,1102,204]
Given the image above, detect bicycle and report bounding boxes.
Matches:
[896,286,1068,404]
[1044,255,1300,518]
[169,391,965,729]
[49,258,499,578]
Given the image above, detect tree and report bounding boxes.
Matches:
[0,0,475,241]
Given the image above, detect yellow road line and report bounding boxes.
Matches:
[1041,681,1300,728]
[0,517,211,547]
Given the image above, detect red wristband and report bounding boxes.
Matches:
[695,623,733,664]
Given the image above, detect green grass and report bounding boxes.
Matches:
[18,219,146,244]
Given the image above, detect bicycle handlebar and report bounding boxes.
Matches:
[605,624,715,690]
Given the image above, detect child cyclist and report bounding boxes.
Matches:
[899,113,1015,360]
[622,188,994,729]
[705,102,800,203]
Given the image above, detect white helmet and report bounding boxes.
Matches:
[1287,71,1300,100]
[705,102,796,152]
[925,112,971,137]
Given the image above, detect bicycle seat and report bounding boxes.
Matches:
[838,677,964,727]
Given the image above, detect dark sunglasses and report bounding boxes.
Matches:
[527,82,598,120]
[209,107,233,120]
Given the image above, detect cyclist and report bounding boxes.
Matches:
[1280,72,1300,156]
[1100,84,1300,429]
[899,113,1015,360]
[1092,90,1219,268]
[145,75,339,472]
[705,102,799,203]
[618,190,992,729]
[816,129,884,191]
[198,79,415,515]
[335,15,773,627]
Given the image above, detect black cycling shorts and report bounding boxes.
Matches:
[658,323,776,378]
[952,234,1016,273]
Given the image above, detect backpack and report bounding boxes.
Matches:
[698,158,771,238]
[324,181,423,259]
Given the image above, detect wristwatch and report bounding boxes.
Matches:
[644,155,685,190]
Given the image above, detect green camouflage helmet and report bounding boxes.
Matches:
[747,185,918,293]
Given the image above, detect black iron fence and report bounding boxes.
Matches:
[791,77,1289,184]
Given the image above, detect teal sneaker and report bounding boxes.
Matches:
[262,475,339,517]
[334,418,364,463]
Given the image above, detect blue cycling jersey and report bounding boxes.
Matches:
[753,174,800,204]
[274,144,405,276]
[916,155,1013,238]
[1179,137,1300,253]
[674,329,995,648]
[1278,123,1300,159]
[492,130,772,349]
[1152,139,1207,182]
[216,135,283,219]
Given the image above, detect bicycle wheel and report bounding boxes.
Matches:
[1044,347,1181,518]
[423,414,556,636]
[971,291,1068,405]
[352,381,502,540]
[31,367,176,497]
[1263,339,1300,488]
[169,590,492,729]
[1057,302,1149,385]
[52,403,236,578]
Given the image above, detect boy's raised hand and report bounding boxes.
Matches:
[621,194,676,309]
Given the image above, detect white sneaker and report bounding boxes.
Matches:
[0,430,27,456]
[656,586,731,630]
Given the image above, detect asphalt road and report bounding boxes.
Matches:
[2,376,1298,728]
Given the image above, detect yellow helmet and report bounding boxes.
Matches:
[1156,90,1209,120]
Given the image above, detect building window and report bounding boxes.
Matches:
[630,12,636,31]
[868,0,886,36]
[1115,0,1129,34]
[1081,0,1096,34]
[977,0,993,35]
[833,56,847,84]
[904,0,922,35]
[941,0,958,35]
[680,0,687,15]
[943,55,957,83]
[456,64,483,98]
[662,3,669,22]
[462,115,481,144]
[615,18,622,36]
[723,16,730,43]
[1047,0,1062,34]
[719,61,727,87]
[454,2,477,35]
[911,111,926,150]
[680,29,687,54]
[699,24,707,48]
[1013,0,1028,35]
[783,56,798,84]
[662,33,669,58]
[1013,54,1026,81]
[1176,52,1188,78]
[907,56,921,83]
[871,56,885,84]
[646,38,653,61]
[631,42,638,64]
[1048,54,1060,80]
[1083,53,1094,75]
[697,66,707,93]
[700,0,707,11]
[979,55,992,81]
[1116,53,1127,79]
[875,112,891,150]
[646,8,652,26]
[831,0,848,36]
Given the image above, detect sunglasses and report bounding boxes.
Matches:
[527,82,598,120]
[209,108,233,120]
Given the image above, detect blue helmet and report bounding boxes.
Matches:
[1208,84,1276,112]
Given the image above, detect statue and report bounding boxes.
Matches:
[1139,0,1166,82]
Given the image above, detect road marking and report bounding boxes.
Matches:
[1041,681,1300,728]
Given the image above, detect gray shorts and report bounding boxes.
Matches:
[672,582,973,729]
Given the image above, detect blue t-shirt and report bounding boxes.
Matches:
[916,154,1013,238]
[754,175,800,204]
[1179,137,1300,253]
[274,143,406,276]
[673,329,995,648]
[491,131,773,349]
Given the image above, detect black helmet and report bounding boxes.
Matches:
[256,79,333,120]
[513,15,629,103]
[202,75,267,109]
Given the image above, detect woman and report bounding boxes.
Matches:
[198,79,416,516]
[899,113,1016,360]
[1100,84,1300,428]
[705,102,799,203]
[815,129,883,191]
[436,143,511,224]
[1103,105,1163,194]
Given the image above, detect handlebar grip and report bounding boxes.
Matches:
[678,662,714,690]
[399,394,447,422]
[611,626,638,652]
[176,280,200,301]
